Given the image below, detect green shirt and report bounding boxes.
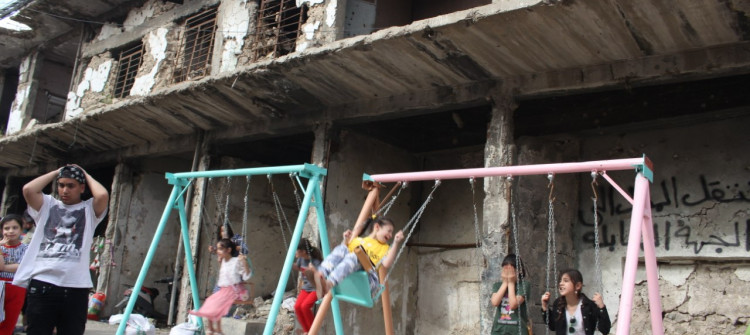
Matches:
[491,280,530,333]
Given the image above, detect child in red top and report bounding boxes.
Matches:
[0,214,28,335]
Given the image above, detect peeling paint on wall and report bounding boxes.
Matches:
[219,0,250,73]
[296,21,320,52]
[659,264,694,286]
[736,267,750,281]
[65,59,112,119]
[6,86,28,134]
[123,0,157,31]
[326,0,337,27]
[95,24,125,41]
[131,28,168,96]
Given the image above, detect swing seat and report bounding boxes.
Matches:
[332,271,384,308]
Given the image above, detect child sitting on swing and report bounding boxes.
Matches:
[190,238,252,335]
[308,182,404,299]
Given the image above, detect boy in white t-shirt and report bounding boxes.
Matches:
[14,165,109,335]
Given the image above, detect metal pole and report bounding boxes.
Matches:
[640,182,665,335]
[262,173,322,335]
[615,173,649,335]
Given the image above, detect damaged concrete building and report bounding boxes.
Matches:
[1,0,749,333]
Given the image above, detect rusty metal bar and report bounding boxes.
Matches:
[173,6,217,83]
[114,43,143,98]
[251,0,306,61]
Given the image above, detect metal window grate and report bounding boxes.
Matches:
[251,0,306,61]
[114,43,143,98]
[173,6,218,83]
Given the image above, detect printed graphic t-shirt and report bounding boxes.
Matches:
[13,194,107,288]
[491,280,530,332]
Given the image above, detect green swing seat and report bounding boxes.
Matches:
[332,270,385,308]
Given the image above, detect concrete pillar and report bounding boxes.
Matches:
[7,51,43,135]
[99,162,134,316]
[0,175,12,215]
[305,121,331,245]
[479,91,517,334]
[176,136,211,322]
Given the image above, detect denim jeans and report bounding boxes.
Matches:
[25,279,89,335]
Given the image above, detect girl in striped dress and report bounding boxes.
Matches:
[0,214,28,335]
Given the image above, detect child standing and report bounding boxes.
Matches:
[0,214,29,335]
[541,269,611,335]
[293,238,323,334]
[490,254,530,335]
[190,239,252,335]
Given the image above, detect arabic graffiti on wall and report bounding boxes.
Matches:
[578,175,750,254]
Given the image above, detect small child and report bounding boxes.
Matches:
[541,269,611,335]
[190,239,252,335]
[490,254,530,335]
[292,238,323,334]
[20,210,35,245]
[0,214,29,335]
[309,215,404,300]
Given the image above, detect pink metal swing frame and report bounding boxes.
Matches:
[366,155,663,335]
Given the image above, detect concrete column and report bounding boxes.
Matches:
[0,175,12,215]
[480,91,517,334]
[176,136,211,322]
[99,162,134,316]
[7,52,43,135]
[305,121,331,245]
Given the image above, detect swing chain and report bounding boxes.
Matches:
[268,174,292,249]
[545,174,557,335]
[591,171,602,295]
[289,173,302,211]
[469,178,481,248]
[223,176,232,230]
[241,176,251,256]
[382,179,441,284]
[376,182,407,217]
[507,177,526,335]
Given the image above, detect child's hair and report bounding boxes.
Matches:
[501,254,527,279]
[216,223,235,242]
[0,214,22,231]
[22,210,34,225]
[554,268,585,320]
[297,238,323,261]
[359,216,395,237]
[218,238,239,257]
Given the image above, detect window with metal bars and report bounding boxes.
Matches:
[113,43,143,98]
[251,0,307,61]
[173,6,218,83]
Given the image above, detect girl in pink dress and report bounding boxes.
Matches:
[190,238,252,335]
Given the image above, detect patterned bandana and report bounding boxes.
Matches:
[58,166,86,184]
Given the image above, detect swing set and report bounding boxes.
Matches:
[115,163,327,335]
[118,156,662,335]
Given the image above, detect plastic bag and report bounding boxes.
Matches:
[108,314,156,335]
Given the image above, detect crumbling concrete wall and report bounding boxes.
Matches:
[194,156,301,304]
[106,160,188,317]
[130,27,171,96]
[414,149,485,334]
[6,53,39,134]
[576,115,750,334]
[216,0,255,73]
[514,134,581,333]
[323,129,416,334]
[65,55,115,119]
[296,0,342,52]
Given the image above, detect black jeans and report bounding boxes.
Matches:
[26,279,89,335]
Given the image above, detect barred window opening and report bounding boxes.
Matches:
[173,6,218,83]
[252,0,307,61]
[113,43,144,98]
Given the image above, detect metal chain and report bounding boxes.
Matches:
[376,182,407,217]
[469,178,482,249]
[545,173,557,335]
[223,176,232,231]
[289,173,302,211]
[591,172,602,295]
[382,180,441,283]
[268,174,292,250]
[507,176,525,335]
[242,176,254,273]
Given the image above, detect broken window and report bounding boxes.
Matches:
[113,43,143,98]
[173,6,218,83]
[251,0,307,61]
